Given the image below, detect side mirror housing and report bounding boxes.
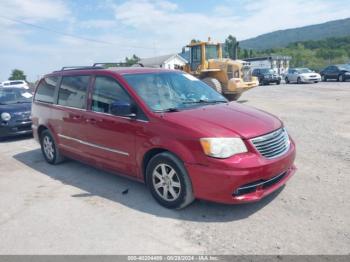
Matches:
[110,101,137,118]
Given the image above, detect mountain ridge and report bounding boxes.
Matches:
[240,18,350,50]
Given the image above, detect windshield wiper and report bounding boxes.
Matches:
[153,107,180,113]
[182,99,227,104]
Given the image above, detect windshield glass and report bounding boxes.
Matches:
[260,68,274,74]
[338,64,350,70]
[205,45,219,60]
[123,72,227,112]
[296,68,312,73]
[0,88,32,104]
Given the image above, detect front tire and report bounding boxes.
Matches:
[146,152,194,209]
[40,130,65,165]
[339,74,344,82]
[285,77,290,84]
[321,75,327,82]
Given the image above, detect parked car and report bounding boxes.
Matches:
[0,87,33,139]
[252,68,281,85]
[320,64,350,82]
[285,68,321,84]
[31,66,296,209]
[1,80,30,89]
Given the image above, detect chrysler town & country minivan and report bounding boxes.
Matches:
[31,66,296,209]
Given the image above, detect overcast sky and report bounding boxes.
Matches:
[1,0,349,81]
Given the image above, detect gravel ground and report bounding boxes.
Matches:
[0,81,349,254]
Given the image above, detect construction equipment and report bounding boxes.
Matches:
[182,38,259,100]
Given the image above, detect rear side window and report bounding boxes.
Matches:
[35,76,58,103]
[58,75,90,109]
[92,76,130,113]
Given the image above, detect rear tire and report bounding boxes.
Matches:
[297,77,302,84]
[276,80,281,85]
[321,75,327,82]
[40,130,65,165]
[285,77,290,84]
[146,152,194,209]
[201,77,222,93]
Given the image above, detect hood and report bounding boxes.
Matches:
[161,102,282,139]
[300,72,320,77]
[0,102,31,113]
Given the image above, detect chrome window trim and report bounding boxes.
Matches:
[90,110,149,123]
[54,103,87,112]
[58,134,129,156]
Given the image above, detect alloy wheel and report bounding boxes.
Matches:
[43,135,54,161]
[152,163,181,201]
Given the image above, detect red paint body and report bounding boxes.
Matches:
[32,68,296,204]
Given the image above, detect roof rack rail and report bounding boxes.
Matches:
[60,66,104,71]
[93,62,144,68]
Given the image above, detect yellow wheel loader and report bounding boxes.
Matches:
[182,38,259,100]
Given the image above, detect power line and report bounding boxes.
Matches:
[0,15,180,51]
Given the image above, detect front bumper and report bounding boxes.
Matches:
[185,140,296,204]
[301,77,321,83]
[262,78,281,84]
[0,121,32,138]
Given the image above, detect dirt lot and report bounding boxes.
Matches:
[0,81,349,254]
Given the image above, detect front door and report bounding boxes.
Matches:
[82,75,142,176]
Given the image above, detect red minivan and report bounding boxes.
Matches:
[31,66,296,209]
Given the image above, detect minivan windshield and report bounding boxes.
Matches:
[0,88,32,105]
[123,72,227,112]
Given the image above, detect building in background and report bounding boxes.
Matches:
[139,54,188,69]
[244,56,292,75]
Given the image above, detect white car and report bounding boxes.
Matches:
[285,68,321,84]
[1,80,30,89]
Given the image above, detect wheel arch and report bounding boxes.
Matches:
[142,148,186,185]
[37,125,49,139]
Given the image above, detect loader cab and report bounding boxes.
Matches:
[186,41,222,72]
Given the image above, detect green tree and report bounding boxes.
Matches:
[224,35,239,59]
[243,49,249,58]
[9,69,26,81]
[125,54,140,66]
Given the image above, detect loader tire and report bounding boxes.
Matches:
[201,77,222,93]
[225,93,241,101]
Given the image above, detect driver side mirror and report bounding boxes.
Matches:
[110,101,137,118]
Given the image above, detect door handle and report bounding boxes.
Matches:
[86,118,97,124]
[71,114,82,120]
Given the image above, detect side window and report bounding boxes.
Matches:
[34,76,58,103]
[92,76,131,114]
[58,75,89,109]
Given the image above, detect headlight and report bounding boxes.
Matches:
[345,72,350,75]
[1,112,11,121]
[200,137,247,158]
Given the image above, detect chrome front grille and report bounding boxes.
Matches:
[250,128,290,159]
